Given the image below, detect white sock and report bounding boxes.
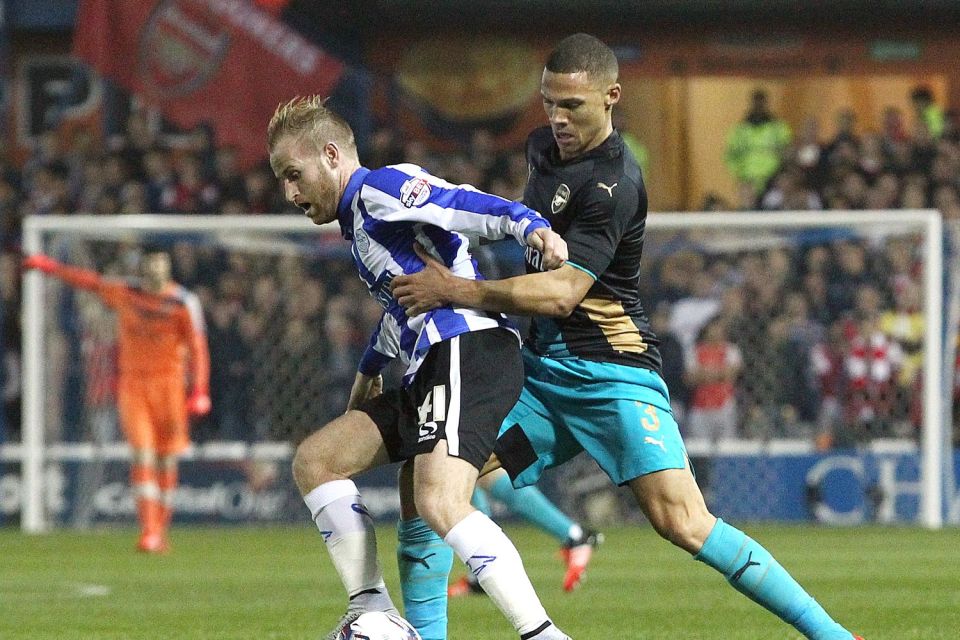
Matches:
[444,510,550,635]
[303,480,389,601]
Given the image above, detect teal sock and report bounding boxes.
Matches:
[487,472,575,543]
[695,519,852,640]
[397,517,453,640]
[471,487,493,517]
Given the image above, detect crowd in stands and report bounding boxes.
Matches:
[0,87,958,450]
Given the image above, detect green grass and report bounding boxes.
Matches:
[1,523,958,639]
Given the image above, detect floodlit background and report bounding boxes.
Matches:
[0,1,958,638]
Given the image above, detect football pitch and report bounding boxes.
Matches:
[1,523,957,639]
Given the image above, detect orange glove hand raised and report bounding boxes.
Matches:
[22,254,60,274]
[186,389,212,417]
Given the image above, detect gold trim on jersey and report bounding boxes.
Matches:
[579,297,647,354]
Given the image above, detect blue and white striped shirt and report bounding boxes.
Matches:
[336,163,549,386]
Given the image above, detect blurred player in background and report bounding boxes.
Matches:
[393,33,863,640]
[267,96,571,640]
[23,250,211,553]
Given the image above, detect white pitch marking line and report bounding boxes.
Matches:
[73,583,112,597]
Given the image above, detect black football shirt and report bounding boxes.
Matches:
[521,125,662,374]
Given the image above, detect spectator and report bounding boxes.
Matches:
[826,240,872,318]
[684,317,742,443]
[143,147,178,212]
[669,268,721,357]
[791,116,829,191]
[910,85,945,139]
[809,321,846,450]
[213,146,246,203]
[879,277,924,426]
[840,311,904,442]
[824,108,859,158]
[759,163,823,211]
[724,88,791,200]
[172,153,219,213]
[649,303,688,423]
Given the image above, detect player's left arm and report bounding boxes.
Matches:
[183,291,211,416]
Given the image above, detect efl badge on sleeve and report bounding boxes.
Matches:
[400,177,432,208]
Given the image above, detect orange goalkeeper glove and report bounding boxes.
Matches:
[186,389,211,417]
[22,254,60,274]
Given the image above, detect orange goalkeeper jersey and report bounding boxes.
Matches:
[93,280,209,385]
[43,260,210,399]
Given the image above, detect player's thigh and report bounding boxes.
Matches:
[412,440,479,530]
[387,329,524,471]
[150,377,189,456]
[295,408,391,480]
[564,391,688,486]
[117,380,155,450]
[476,466,509,490]
[494,383,582,488]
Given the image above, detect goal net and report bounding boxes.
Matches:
[9,211,956,532]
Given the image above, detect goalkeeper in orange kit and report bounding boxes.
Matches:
[24,250,211,553]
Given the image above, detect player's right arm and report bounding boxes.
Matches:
[394,244,594,318]
[347,310,400,411]
[346,372,384,412]
[22,254,103,291]
[395,164,640,318]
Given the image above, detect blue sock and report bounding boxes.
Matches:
[397,517,453,640]
[695,519,852,640]
[471,488,493,517]
[487,472,576,543]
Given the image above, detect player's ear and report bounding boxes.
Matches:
[323,141,340,167]
[605,83,622,111]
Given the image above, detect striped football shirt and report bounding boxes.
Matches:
[336,163,550,386]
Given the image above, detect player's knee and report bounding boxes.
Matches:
[412,486,444,528]
[413,486,466,537]
[398,460,418,520]
[646,502,713,553]
[291,431,337,492]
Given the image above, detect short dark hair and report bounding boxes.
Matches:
[911,85,933,103]
[545,33,618,85]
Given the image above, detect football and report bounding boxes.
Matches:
[336,612,422,640]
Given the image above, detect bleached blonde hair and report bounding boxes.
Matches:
[267,95,356,155]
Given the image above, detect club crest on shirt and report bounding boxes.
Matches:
[355,228,370,253]
[400,177,431,208]
[551,183,571,215]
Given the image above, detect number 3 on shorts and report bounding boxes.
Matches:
[638,402,661,432]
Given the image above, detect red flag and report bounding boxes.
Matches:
[73,0,344,168]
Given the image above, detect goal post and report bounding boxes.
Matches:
[13,210,956,532]
[19,214,340,533]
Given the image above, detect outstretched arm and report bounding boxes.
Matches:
[22,254,102,291]
[392,243,594,318]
